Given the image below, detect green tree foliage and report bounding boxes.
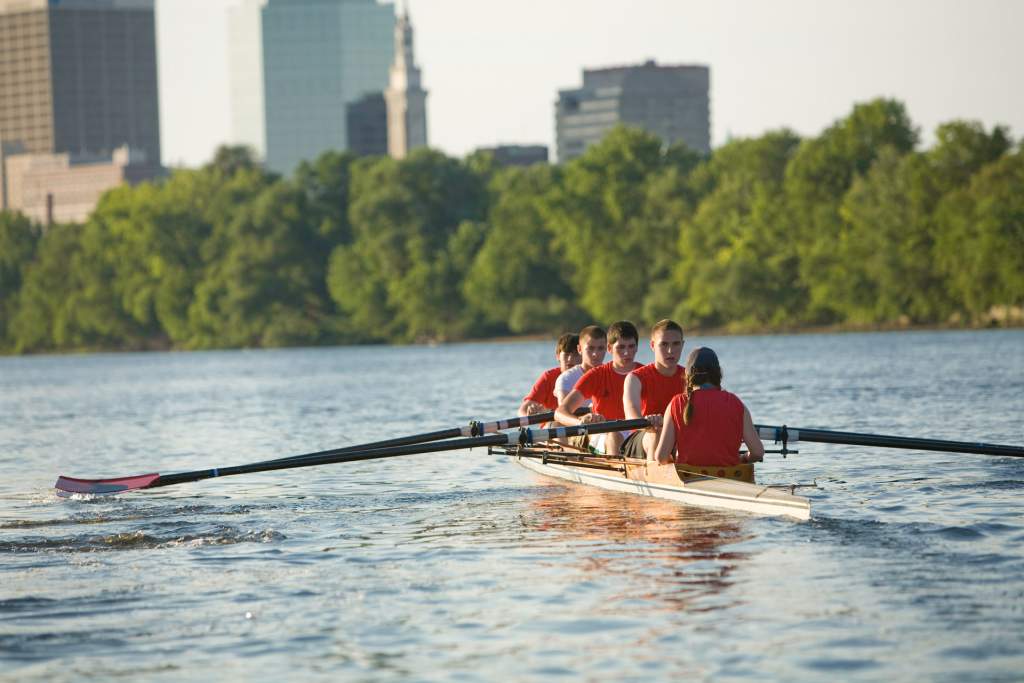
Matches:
[0,211,40,348]
[85,173,213,345]
[544,126,684,322]
[839,122,1012,323]
[294,150,355,245]
[461,165,582,335]
[837,147,929,323]
[784,99,919,321]
[327,148,488,342]
[672,131,803,329]
[935,145,1024,320]
[9,221,144,352]
[635,144,708,323]
[188,180,337,348]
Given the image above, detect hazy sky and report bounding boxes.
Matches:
[156,0,1024,168]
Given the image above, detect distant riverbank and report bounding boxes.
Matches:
[6,315,1021,358]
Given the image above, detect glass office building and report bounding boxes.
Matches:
[260,0,393,174]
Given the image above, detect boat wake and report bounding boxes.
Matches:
[0,526,285,554]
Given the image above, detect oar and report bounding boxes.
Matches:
[251,409,567,470]
[55,418,650,495]
[756,424,1024,458]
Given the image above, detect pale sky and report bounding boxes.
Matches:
[156,0,1024,168]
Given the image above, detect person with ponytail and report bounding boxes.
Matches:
[652,347,765,466]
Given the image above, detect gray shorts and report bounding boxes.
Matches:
[621,430,647,458]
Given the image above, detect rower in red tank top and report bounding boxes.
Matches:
[555,321,642,455]
[622,319,686,460]
[518,333,581,416]
[653,347,765,467]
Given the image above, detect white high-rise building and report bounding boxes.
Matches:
[227,0,266,158]
[384,6,427,159]
[227,0,394,174]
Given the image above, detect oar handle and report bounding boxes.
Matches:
[756,424,1024,458]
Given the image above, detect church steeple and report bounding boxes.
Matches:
[385,2,428,159]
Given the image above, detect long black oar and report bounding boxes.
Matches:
[55,418,649,495]
[253,410,568,470]
[756,424,1024,458]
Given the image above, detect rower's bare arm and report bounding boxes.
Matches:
[555,390,585,426]
[623,374,643,420]
[742,406,765,462]
[653,408,676,464]
[556,390,603,426]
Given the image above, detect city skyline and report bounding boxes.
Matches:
[157,0,1024,168]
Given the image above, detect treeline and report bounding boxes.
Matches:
[1,98,1022,354]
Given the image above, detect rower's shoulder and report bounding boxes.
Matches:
[540,366,561,380]
[556,364,584,385]
[627,361,654,377]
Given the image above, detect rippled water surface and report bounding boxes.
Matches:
[2,330,1023,681]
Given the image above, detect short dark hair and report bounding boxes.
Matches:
[556,333,579,354]
[607,320,639,345]
[578,325,606,343]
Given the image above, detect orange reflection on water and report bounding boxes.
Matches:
[520,474,753,614]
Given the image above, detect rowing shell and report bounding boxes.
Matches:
[493,446,811,521]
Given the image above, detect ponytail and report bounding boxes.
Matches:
[682,367,723,425]
[683,381,696,425]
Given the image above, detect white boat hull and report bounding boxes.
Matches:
[513,453,811,521]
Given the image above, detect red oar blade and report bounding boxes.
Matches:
[54,473,160,495]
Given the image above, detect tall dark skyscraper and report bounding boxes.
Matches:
[346,92,387,157]
[0,0,161,164]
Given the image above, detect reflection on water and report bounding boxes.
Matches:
[521,478,751,613]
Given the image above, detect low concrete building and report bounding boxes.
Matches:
[0,145,162,225]
[475,145,548,167]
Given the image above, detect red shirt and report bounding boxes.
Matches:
[575,362,640,420]
[668,387,745,466]
[629,363,685,416]
[524,367,561,410]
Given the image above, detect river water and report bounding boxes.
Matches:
[1,330,1023,682]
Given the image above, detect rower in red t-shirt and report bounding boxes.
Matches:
[653,346,765,467]
[555,321,642,455]
[622,319,686,460]
[518,333,581,416]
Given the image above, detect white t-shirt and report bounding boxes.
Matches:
[555,365,590,406]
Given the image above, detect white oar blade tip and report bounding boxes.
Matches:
[54,473,160,495]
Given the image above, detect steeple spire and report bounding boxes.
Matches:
[385,2,428,158]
